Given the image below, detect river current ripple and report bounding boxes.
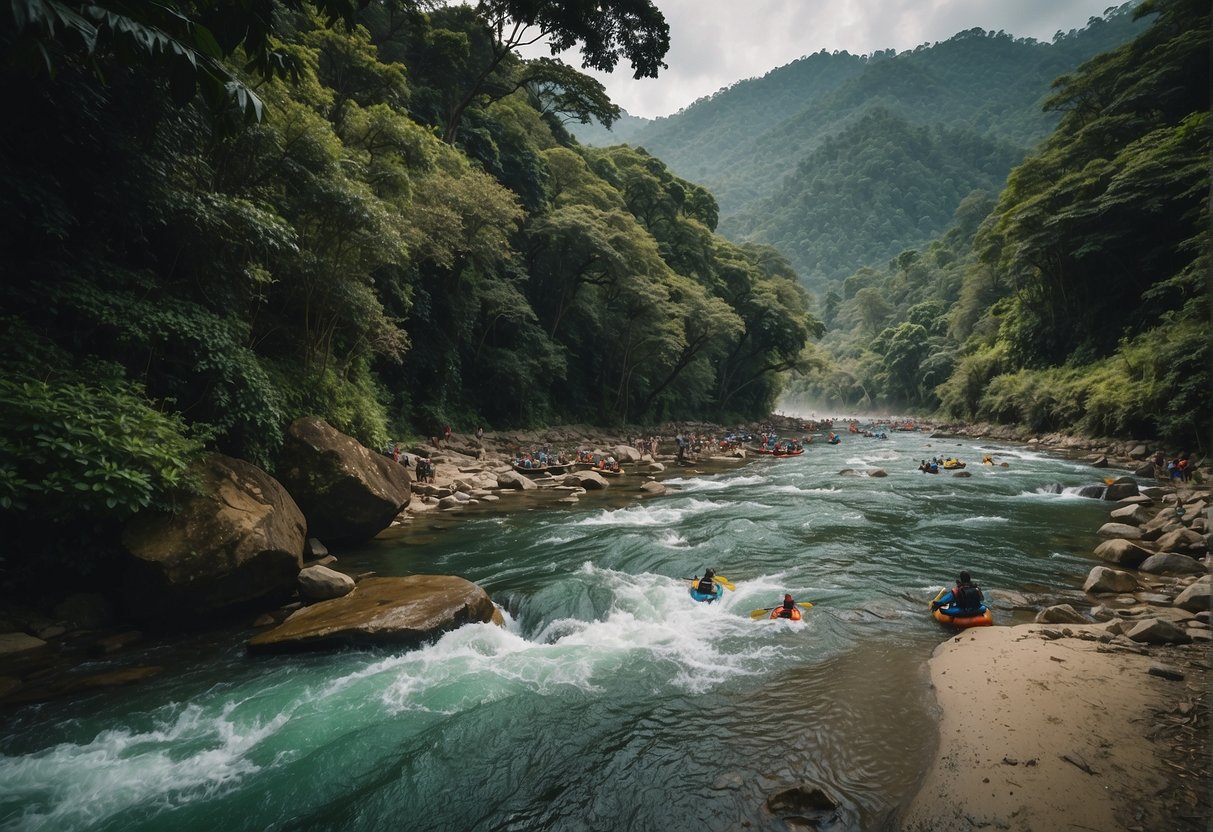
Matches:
[0,434,1115,831]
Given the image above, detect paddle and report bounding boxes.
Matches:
[749,602,814,619]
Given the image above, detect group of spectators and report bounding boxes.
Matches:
[1152,450,1194,482]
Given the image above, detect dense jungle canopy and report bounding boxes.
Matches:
[0,0,821,541]
[0,0,1208,585]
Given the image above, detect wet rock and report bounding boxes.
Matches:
[247,575,498,654]
[1104,481,1140,501]
[766,783,840,817]
[1133,592,1174,605]
[298,565,356,602]
[1147,664,1185,681]
[437,495,463,510]
[613,445,642,463]
[304,538,330,560]
[1128,444,1150,459]
[641,481,667,495]
[951,470,971,478]
[711,773,745,791]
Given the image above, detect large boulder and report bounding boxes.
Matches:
[1154,528,1208,556]
[276,417,411,543]
[1109,504,1150,526]
[1093,539,1153,570]
[568,470,610,490]
[495,470,538,491]
[1096,522,1143,540]
[1138,553,1206,576]
[122,454,305,617]
[1103,480,1140,501]
[1174,576,1211,613]
[1125,618,1191,645]
[1035,604,1088,624]
[1082,566,1138,594]
[246,576,498,653]
[298,565,356,601]
[612,445,642,463]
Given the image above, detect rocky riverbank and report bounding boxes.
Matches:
[902,455,1211,831]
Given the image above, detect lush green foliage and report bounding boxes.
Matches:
[0,0,817,559]
[787,0,1209,446]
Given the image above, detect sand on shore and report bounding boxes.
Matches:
[900,622,1208,831]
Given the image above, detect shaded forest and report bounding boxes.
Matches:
[0,0,821,543]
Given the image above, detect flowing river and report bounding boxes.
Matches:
[0,432,1117,831]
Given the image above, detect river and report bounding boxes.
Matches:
[0,432,1115,831]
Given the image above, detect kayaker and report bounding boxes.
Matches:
[931,571,985,614]
[695,569,717,595]
[773,593,797,619]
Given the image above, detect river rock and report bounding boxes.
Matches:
[644,462,666,473]
[298,565,355,601]
[1096,522,1143,540]
[1109,504,1150,526]
[1083,566,1138,594]
[613,445,642,463]
[247,575,498,653]
[122,454,305,617]
[568,470,610,490]
[1138,553,1206,576]
[1154,528,1207,556]
[1103,480,1140,501]
[1096,538,1149,570]
[951,470,970,478]
[437,495,463,509]
[641,481,667,495]
[1035,604,1088,624]
[1125,618,1191,645]
[304,538,330,560]
[1128,444,1150,459]
[1118,495,1153,506]
[1090,455,1108,468]
[765,783,840,817]
[1132,461,1155,478]
[1173,576,1211,613]
[495,470,537,491]
[276,417,411,543]
[0,632,47,658]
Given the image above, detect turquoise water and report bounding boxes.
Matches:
[0,434,1115,831]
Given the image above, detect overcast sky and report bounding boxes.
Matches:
[534,0,1127,119]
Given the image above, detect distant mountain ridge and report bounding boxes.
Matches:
[570,4,1148,291]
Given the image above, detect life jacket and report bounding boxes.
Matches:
[697,578,715,595]
[954,583,983,611]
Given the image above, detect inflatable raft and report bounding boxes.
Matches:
[689,581,724,603]
[768,607,802,621]
[930,589,992,627]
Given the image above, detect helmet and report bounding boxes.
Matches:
[784,594,793,603]
[958,571,971,584]
[705,568,715,578]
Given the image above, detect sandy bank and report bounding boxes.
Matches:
[901,621,1208,831]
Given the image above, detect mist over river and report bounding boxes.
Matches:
[0,433,1117,831]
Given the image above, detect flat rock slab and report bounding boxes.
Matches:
[247,575,498,654]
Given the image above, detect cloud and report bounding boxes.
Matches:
[549,0,1123,118]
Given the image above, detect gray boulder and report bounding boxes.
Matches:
[276,417,411,543]
[1138,553,1206,576]
[1128,444,1150,459]
[640,481,667,495]
[613,445,642,463]
[298,565,355,601]
[122,454,305,617]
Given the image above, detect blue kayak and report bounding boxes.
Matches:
[689,581,723,603]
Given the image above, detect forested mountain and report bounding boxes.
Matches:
[0,0,822,568]
[572,5,1149,287]
[787,0,1209,445]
